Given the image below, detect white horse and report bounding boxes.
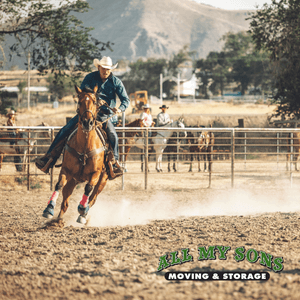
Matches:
[133,117,186,172]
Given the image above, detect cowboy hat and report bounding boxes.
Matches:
[143,104,150,109]
[6,110,16,116]
[93,56,118,70]
[159,104,169,109]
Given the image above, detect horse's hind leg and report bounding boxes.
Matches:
[141,154,144,172]
[77,170,102,224]
[88,171,109,208]
[173,154,177,172]
[78,171,109,224]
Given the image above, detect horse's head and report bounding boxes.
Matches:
[176,117,187,138]
[75,85,98,132]
[38,122,51,138]
[137,118,145,127]
[198,131,210,149]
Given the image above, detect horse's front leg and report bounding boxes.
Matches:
[58,177,77,219]
[156,151,163,172]
[198,153,202,172]
[167,154,171,172]
[189,153,193,172]
[77,170,101,224]
[43,173,69,218]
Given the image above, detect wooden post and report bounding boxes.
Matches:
[145,128,148,190]
[50,128,54,191]
[27,129,30,191]
[231,129,235,188]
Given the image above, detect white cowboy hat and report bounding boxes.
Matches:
[6,110,16,116]
[143,104,150,109]
[93,56,118,70]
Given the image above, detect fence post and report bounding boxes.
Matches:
[145,128,148,190]
[231,129,235,188]
[244,132,247,170]
[277,132,279,170]
[121,112,125,191]
[290,132,293,187]
[27,129,30,191]
[50,128,54,191]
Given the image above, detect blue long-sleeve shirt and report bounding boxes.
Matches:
[80,71,130,115]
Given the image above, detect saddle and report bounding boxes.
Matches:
[59,122,121,180]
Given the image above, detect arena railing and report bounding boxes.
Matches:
[0,126,299,191]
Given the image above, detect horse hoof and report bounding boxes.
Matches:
[78,204,89,216]
[76,215,87,224]
[42,203,54,218]
[42,211,53,219]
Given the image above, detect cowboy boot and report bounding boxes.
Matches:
[35,137,68,174]
[35,153,57,174]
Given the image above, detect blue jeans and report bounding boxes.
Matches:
[47,114,119,161]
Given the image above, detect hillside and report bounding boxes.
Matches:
[2,0,253,69]
[78,0,253,62]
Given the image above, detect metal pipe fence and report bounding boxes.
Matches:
[1,126,300,190]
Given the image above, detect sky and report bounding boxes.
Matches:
[195,0,273,10]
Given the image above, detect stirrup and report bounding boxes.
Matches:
[108,161,123,179]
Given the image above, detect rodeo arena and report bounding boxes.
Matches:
[1,73,300,300]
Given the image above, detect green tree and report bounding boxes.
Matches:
[0,0,111,88]
[249,0,300,119]
[123,58,167,97]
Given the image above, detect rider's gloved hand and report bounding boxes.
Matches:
[97,99,107,107]
[112,108,122,114]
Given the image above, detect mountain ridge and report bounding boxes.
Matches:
[79,0,253,62]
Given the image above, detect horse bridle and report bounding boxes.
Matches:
[76,93,99,131]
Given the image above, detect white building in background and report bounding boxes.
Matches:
[171,73,199,98]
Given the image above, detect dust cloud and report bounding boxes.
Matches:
[65,187,300,227]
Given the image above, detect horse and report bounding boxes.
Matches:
[0,123,50,172]
[132,118,186,172]
[164,131,188,172]
[116,118,144,172]
[188,129,215,172]
[42,85,108,225]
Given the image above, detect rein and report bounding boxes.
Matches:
[66,92,109,169]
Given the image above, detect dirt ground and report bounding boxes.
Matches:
[1,103,300,300]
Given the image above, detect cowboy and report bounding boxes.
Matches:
[35,56,130,178]
[140,104,154,128]
[140,103,154,138]
[156,104,171,127]
[6,110,17,147]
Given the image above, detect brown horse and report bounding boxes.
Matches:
[116,119,144,171]
[188,130,214,172]
[0,123,50,172]
[42,85,108,224]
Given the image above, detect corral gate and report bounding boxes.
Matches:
[0,126,299,190]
